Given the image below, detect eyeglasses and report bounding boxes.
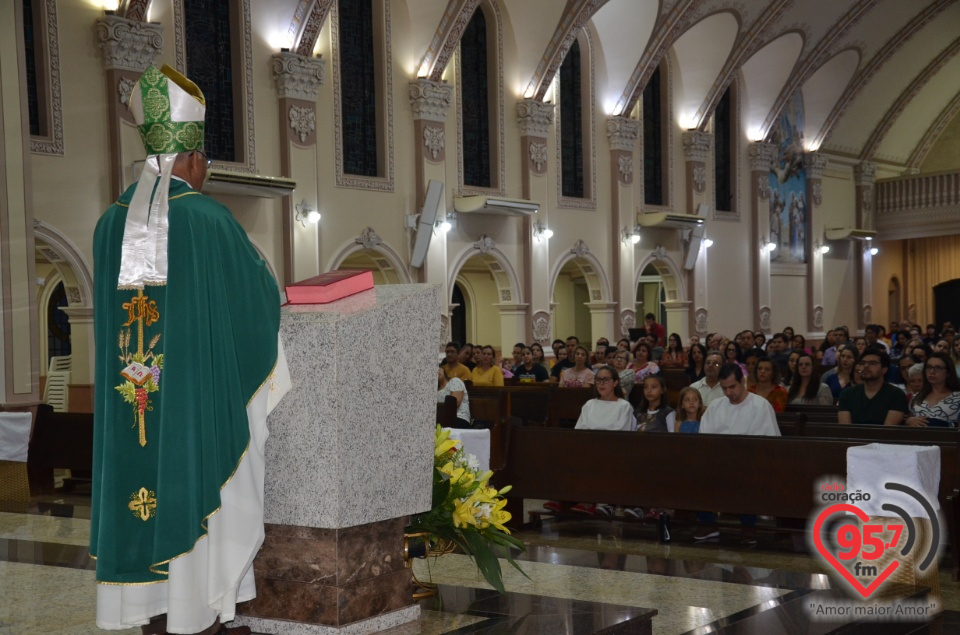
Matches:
[595,377,615,384]
[196,150,212,168]
[860,360,881,367]
[926,365,947,372]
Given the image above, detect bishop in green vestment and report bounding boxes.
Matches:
[91,65,285,635]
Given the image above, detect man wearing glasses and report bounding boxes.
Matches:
[838,349,908,425]
[690,351,725,407]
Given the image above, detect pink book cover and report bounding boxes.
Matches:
[285,269,374,304]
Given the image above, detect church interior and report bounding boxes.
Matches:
[3,0,960,632]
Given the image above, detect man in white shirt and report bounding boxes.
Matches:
[700,364,781,436]
[694,363,780,544]
[690,351,725,406]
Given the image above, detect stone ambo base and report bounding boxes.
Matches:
[238,518,415,631]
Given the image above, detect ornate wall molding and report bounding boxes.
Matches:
[907,91,960,170]
[681,130,713,163]
[694,308,708,337]
[272,52,325,101]
[173,0,256,173]
[331,0,395,191]
[294,0,335,57]
[422,125,445,161]
[516,99,555,138]
[803,152,829,180]
[30,0,64,155]
[356,227,383,249]
[288,105,316,144]
[531,311,552,344]
[759,306,772,333]
[524,0,605,101]
[529,141,547,173]
[854,162,876,186]
[409,79,453,122]
[96,15,163,72]
[605,116,639,152]
[748,142,777,172]
[619,310,636,338]
[813,305,824,331]
[618,155,633,184]
[418,0,483,81]
[474,235,496,254]
[571,239,590,258]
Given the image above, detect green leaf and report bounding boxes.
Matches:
[462,531,505,593]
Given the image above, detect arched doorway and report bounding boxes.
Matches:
[451,282,468,345]
[552,259,593,344]
[636,264,667,329]
[452,255,503,347]
[336,248,407,284]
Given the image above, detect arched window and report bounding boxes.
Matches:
[643,64,666,206]
[714,85,734,212]
[18,0,62,154]
[339,0,379,177]
[177,0,254,170]
[559,39,584,199]
[460,9,492,188]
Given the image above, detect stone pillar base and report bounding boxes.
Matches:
[238,517,416,629]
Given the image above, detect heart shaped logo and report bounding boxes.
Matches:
[812,503,899,599]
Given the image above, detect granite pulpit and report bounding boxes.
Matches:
[237,284,441,634]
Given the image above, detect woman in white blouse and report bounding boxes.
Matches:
[437,367,471,428]
[906,352,960,427]
[574,365,636,431]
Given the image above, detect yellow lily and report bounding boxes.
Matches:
[434,425,459,457]
[452,498,478,528]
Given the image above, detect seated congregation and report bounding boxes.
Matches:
[435,316,960,547]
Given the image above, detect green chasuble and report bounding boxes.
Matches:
[90,178,280,584]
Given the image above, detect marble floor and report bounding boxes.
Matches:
[2,493,958,635]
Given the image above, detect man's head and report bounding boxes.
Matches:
[738,330,755,350]
[445,341,461,365]
[768,333,785,354]
[864,324,880,344]
[459,343,474,363]
[512,342,525,363]
[718,363,747,404]
[858,349,889,382]
[645,313,656,326]
[565,336,579,357]
[552,339,565,356]
[704,351,724,380]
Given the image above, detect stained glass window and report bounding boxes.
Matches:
[715,86,733,212]
[339,0,379,177]
[560,39,584,199]
[184,0,237,162]
[643,66,664,206]
[461,9,491,188]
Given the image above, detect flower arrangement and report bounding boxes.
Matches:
[406,426,526,593]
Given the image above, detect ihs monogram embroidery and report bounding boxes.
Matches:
[115,289,162,447]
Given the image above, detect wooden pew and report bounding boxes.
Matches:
[27,405,93,492]
[547,387,594,428]
[492,421,960,580]
[436,396,457,427]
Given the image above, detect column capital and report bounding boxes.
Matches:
[271,51,325,101]
[748,142,778,172]
[854,161,877,186]
[681,131,713,163]
[803,152,829,179]
[408,78,453,122]
[516,99,555,138]
[606,116,639,152]
[96,15,163,72]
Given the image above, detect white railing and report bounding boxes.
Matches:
[876,170,960,214]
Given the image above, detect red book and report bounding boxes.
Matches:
[285,270,374,304]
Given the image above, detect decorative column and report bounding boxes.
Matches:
[408,79,453,310]
[854,162,877,331]
[607,116,640,340]
[0,1,40,403]
[663,300,692,342]
[681,131,713,215]
[96,14,164,198]
[804,153,828,337]
[683,131,714,337]
[517,99,555,344]
[273,51,325,285]
[749,142,778,333]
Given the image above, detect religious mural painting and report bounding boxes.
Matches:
[768,92,807,264]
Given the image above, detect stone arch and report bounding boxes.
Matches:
[327,228,412,284]
[634,250,687,302]
[548,242,612,305]
[447,238,522,306]
[32,221,93,307]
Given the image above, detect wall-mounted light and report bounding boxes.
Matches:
[869,246,879,256]
[761,240,777,253]
[435,212,456,234]
[621,226,640,245]
[533,222,553,242]
[295,199,320,227]
[702,238,714,249]
[814,242,830,255]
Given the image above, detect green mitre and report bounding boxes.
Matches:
[130,64,206,155]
